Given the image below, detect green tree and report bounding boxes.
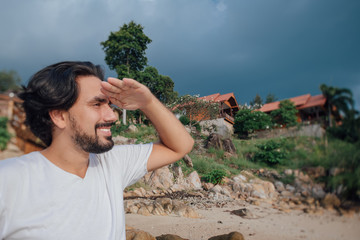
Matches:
[250,93,263,109]
[101,21,152,78]
[136,66,178,104]
[271,99,298,127]
[265,93,278,103]
[234,109,272,138]
[320,84,354,127]
[0,70,21,92]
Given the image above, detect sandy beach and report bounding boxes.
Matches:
[126,201,360,240]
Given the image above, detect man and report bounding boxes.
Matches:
[0,61,194,239]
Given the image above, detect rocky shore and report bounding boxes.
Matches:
[123,164,360,239]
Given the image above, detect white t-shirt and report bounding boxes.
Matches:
[0,143,152,240]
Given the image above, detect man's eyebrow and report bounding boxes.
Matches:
[88,96,109,103]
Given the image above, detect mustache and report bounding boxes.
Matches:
[95,122,115,129]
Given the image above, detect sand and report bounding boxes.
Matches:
[126,201,360,240]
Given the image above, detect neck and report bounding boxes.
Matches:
[41,139,90,178]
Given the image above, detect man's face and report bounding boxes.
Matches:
[66,75,117,153]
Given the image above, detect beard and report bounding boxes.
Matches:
[69,115,114,154]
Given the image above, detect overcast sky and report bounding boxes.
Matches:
[1,0,359,108]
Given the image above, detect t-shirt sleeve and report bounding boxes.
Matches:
[100,143,153,189]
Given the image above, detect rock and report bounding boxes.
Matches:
[297,171,311,183]
[284,169,293,176]
[172,166,185,185]
[210,185,223,194]
[113,135,136,145]
[156,234,188,240]
[137,205,152,216]
[329,167,344,177]
[251,183,266,199]
[311,184,326,199]
[233,174,247,183]
[208,231,245,240]
[185,171,202,190]
[155,198,173,213]
[202,182,215,191]
[280,190,293,197]
[205,133,236,155]
[144,166,174,189]
[303,166,326,179]
[222,138,236,154]
[206,133,223,149]
[128,124,138,132]
[274,181,285,192]
[172,200,200,218]
[285,184,295,193]
[230,208,257,219]
[126,229,156,240]
[182,154,193,167]
[321,193,341,210]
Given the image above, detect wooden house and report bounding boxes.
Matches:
[197,92,240,124]
[257,94,328,124]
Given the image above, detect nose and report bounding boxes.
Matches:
[103,104,118,122]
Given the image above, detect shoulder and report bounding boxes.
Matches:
[0,152,42,182]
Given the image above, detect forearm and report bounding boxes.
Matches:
[141,95,194,167]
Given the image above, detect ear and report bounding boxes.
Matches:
[49,109,67,129]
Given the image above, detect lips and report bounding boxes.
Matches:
[95,122,114,136]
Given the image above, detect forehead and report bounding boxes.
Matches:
[76,75,105,101]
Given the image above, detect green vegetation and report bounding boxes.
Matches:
[252,139,287,165]
[271,99,298,127]
[234,109,272,138]
[111,123,157,144]
[0,70,21,92]
[201,169,227,185]
[0,117,11,151]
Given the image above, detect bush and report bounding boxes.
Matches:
[179,115,190,126]
[271,100,298,127]
[234,109,272,138]
[252,139,287,165]
[0,117,11,151]
[201,169,227,185]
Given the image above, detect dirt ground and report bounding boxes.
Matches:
[126,201,360,240]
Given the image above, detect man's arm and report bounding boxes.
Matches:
[101,77,194,171]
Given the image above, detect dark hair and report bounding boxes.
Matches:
[18,61,104,146]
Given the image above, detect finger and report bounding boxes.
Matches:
[122,78,143,89]
[103,77,132,92]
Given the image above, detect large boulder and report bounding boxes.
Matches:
[144,166,174,189]
[126,229,156,240]
[208,232,245,240]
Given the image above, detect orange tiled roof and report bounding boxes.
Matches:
[258,94,325,113]
[199,92,237,103]
[298,94,326,109]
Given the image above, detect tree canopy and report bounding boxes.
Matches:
[234,109,272,138]
[265,93,278,104]
[320,83,354,127]
[250,93,263,109]
[0,70,21,93]
[136,67,178,104]
[271,99,298,127]
[101,21,152,79]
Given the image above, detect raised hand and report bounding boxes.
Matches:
[100,77,154,111]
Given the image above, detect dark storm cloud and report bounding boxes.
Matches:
[0,0,359,108]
